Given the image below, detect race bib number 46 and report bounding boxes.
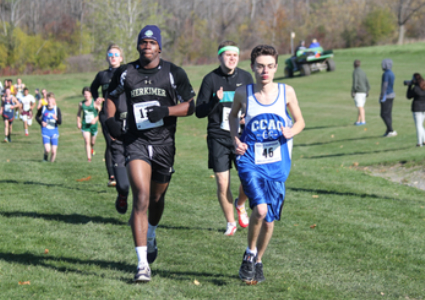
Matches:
[254,140,282,165]
[133,101,164,130]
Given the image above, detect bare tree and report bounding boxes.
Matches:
[392,0,425,44]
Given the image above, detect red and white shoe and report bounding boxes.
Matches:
[224,224,237,236]
[235,198,249,228]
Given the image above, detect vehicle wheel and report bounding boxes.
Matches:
[300,64,311,76]
[284,67,293,78]
[326,59,335,71]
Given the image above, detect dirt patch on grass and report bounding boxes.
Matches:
[359,163,425,191]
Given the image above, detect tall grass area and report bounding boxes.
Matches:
[1,43,424,299]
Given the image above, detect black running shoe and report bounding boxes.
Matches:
[239,251,256,282]
[147,237,158,264]
[254,262,265,283]
[115,194,128,214]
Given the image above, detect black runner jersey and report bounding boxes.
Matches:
[108,59,195,145]
[91,67,119,112]
[196,67,253,139]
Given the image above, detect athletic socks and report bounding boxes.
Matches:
[136,246,148,268]
[43,154,48,161]
[228,222,236,228]
[246,247,258,256]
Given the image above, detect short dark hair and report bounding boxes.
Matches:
[251,45,278,65]
[354,60,361,68]
[23,87,29,92]
[47,92,55,99]
[82,86,91,95]
[218,40,237,54]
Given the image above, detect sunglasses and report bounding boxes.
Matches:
[108,53,120,57]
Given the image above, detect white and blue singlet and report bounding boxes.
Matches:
[236,83,293,222]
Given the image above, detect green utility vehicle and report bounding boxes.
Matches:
[284,47,335,77]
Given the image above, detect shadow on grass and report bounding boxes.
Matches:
[0,252,233,285]
[287,186,423,204]
[304,146,411,159]
[159,224,224,233]
[0,211,125,225]
[295,135,382,147]
[0,179,106,193]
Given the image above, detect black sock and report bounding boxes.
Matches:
[44,154,48,161]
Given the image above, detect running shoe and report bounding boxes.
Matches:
[147,237,158,264]
[115,194,128,214]
[234,198,249,228]
[254,263,265,283]
[108,178,116,187]
[88,158,92,162]
[224,224,237,236]
[386,131,397,137]
[354,122,366,126]
[239,251,256,282]
[91,149,96,156]
[3,138,8,143]
[133,265,151,282]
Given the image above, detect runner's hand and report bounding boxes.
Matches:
[234,137,248,155]
[42,121,47,127]
[281,125,294,139]
[216,87,224,101]
[146,106,169,123]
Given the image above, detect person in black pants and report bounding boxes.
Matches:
[406,73,425,146]
[380,59,397,137]
[90,44,123,186]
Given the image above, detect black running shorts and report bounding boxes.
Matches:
[124,133,175,183]
[207,137,236,173]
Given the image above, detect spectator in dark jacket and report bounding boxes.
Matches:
[380,59,397,137]
[406,73,425,146]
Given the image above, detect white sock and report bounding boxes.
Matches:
[147,222,157,239]
[246,247,257,256]
[135,246,147,268]
[227,222,236,228]
[25,129,28,134]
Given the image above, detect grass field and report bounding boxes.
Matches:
[1,43,425,300]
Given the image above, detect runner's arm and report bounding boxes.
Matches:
[76,103,82,129]
[195,75,219,118]
[229,86,248,155]
[56,108,62,125]
[35,107,43,125]
[90,72,101,100]
[282,85,305,139]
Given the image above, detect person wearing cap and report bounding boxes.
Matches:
[196,41,253,236]
[91,44,124,188]
[107,25,195,282]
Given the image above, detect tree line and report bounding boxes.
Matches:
[1,0,425,75]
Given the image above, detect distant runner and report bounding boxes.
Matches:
[77,87,100,162]
[36,92,62,162]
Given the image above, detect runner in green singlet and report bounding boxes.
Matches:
[77,87,101,162]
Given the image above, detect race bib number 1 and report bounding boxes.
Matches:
[254,140,282,165]
[220,107,241,132]
[133,101,164,130]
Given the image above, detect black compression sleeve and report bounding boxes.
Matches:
[56,108,62,125]
[90,72,101,100]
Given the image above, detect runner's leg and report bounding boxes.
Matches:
[215,170,235,223]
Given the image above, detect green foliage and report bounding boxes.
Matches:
[0,24,68,73]
[363,8,396,45]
